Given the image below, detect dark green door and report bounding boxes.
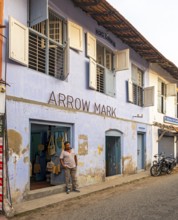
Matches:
[106,136,121,176]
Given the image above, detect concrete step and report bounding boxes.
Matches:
[24,184,66,201]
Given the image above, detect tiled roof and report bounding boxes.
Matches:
[72,0,178,79]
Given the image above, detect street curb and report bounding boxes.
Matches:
[11,173,150,218]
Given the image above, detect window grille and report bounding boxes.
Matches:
[49,40,64,78]
[133,83,143,107]
[95,43,114,94]
[28,9,67,79]
[158,80,166,113]
[97,64,104,93]
[29,31,46,74]
[131,65,144,106]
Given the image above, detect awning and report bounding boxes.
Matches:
[153,121,178,142]
[153,121,178,133]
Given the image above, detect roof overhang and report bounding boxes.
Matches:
[71,0,178,79]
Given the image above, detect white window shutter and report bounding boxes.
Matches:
[9,16,28,66]
[68,20,83,51]
[87,32,96,60]
[104,69,115,97]
[0,91,5,114]
[115,49,129,71]
[127,80,133,103]
[166,83,177,96]
[89,58,97,90]
[144,86,155,107]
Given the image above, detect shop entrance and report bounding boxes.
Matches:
[30,122,72,190]
[105,130,122,177]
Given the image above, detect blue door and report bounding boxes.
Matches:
[137,133,145,170]
[106,136,121,176]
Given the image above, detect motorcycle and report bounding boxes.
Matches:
[150,152,176,176]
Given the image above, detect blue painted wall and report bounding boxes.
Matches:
[4,0,152,203]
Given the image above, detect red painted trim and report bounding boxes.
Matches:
[0,0,4,80]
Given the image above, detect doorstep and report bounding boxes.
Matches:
[24,184,66,201]
[13,171,150,217]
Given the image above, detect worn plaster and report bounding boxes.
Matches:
[7,129,22,155]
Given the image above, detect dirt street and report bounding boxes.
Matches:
[11,171,178,220]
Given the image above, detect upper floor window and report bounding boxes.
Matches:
[96,43,114,94]
[87,33,129,97]
[157,79,166,114]
[127,65,155,107]
[29,9,68,80]
[131,64,144,107]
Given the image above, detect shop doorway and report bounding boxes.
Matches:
[158,131,174,156]
[105,130,122,177]
[30,122,72,190]
[137,133,145,170]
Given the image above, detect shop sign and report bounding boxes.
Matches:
[48,91,117,118]
[164,116,178,125]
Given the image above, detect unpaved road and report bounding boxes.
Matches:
[11,171,178,220]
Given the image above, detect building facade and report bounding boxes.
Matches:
[1,0,178,214]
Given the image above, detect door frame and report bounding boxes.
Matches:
[105,129,123,177]
[137,132,146,170]
[29,120,74,189]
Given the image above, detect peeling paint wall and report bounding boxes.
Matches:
[78,135,88,156]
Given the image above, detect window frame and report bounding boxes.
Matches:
[131,64,144,107]
[95,42,115,95]
[157,79,166,114]
[28,9,68,80]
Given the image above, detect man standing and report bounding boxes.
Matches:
[60,141,80,194]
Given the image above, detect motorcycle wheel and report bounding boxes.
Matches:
[150,165,161,176]
[167,169,172,174]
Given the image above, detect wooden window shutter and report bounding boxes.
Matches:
[144,86,155,107]
[115,49,129,71]
[29,0,48,26]
[166,83,177,96]
[68,20,83,51]
[127,80,133,103]
[104,69,115,97]
[9,16,29,66]
[87,32,96,60]
[89,58,97,90]
[62,41,70,80]
[106,53,112,70]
